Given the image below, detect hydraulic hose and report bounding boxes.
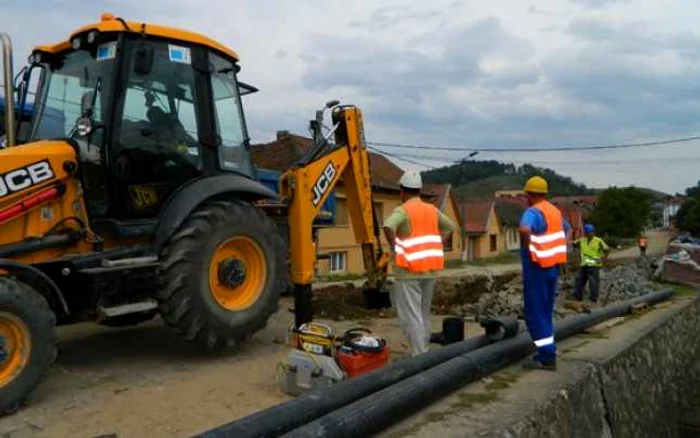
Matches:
[282,289,674,438]
[193,319,521,438]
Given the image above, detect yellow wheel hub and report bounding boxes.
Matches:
[209,236,267,311]
[0,312,31,387]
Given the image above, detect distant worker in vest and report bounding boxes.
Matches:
[519,176,569,371]
[638,234,648,256]
[383,171,456,357]
[572,224,610,305]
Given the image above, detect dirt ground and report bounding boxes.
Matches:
[0,298,484,438]
[0,231,670,438]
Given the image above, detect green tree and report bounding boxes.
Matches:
[685,180,700,198]
[589,187,651,238]
[421,160,590,196]
[675,181,700,236]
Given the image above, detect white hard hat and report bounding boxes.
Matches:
[399,171,422,190]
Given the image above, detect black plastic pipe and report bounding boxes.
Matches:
[282,289,674,438]
[194,320,521,438]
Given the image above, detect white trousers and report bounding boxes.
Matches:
[390,278,436,356]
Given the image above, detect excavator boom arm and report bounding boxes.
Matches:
[279,105,388,326]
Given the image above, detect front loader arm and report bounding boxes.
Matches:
[279,105,388,326]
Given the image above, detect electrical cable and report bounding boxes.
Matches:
[368,134,700,153]
[367,146,437,169]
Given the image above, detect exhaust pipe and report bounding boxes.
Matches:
[193,319,521,438]
[281,289,675,438]
[1,33,15,147]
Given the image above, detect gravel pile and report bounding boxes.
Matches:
[451,258,658,320]
[560,257,657,304]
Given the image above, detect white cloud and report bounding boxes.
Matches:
[2,0,700,193]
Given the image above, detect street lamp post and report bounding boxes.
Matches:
[460,151,479,262]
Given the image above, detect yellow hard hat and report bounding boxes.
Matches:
[524,176,548,194]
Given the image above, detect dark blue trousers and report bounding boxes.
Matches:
[523,265,559,363]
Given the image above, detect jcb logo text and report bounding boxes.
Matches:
[0,160,55,198]
[312,162,337,207]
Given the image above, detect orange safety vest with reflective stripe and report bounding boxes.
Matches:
[528,200,567,268]
[394,200,445,273]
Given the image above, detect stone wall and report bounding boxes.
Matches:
[492,295,700,438]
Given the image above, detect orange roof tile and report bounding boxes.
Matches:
[251,132,403,191]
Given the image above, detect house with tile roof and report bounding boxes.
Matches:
[251,131,463,275]
[494,198,526,251]
[462,199,505,260]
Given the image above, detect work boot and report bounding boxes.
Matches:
[522,357,557,371]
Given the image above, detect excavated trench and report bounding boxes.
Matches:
[312,258,659,322]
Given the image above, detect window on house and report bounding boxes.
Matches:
[509,229,518,245]
[335,199,349,226]
[329,252,347,273]
[490,234,498,252]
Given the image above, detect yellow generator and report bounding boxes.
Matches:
[0,14,288,413]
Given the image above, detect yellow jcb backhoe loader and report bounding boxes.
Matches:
[0,14,387,414]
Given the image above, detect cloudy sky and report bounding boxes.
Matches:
[3,0,699,194]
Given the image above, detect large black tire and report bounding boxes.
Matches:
[0,277,57,415]
[157,201,286,350]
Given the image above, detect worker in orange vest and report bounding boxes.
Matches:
[518,176,569,371]
[383,171,456,356]
[638,234,648,256]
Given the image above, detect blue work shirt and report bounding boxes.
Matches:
[519,207,570,273]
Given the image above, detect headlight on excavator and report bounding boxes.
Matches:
[71,37,81,50]
[28,52,42,64]
[87,31,98,44]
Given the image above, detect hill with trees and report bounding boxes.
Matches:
[421,161,590,200]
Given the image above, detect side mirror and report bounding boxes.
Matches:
[134,45,154,76]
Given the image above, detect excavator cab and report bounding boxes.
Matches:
[21,17,257,221]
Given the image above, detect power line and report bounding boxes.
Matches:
[368,135,700,153]
[369,147,700,177]
[367,146,437,169]
[372,150,700,167]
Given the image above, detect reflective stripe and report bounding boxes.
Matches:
[534,336,554,347]
[530,231,566,244]
[528,244,568,258]
[395,235,443,248]
[404,249,444,262]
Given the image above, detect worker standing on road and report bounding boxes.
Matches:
[383,171,456,357]
[638,234,648,256]
[519,176,568,371]
[572,224,610,306]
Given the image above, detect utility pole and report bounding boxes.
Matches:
[460,151,479,262]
